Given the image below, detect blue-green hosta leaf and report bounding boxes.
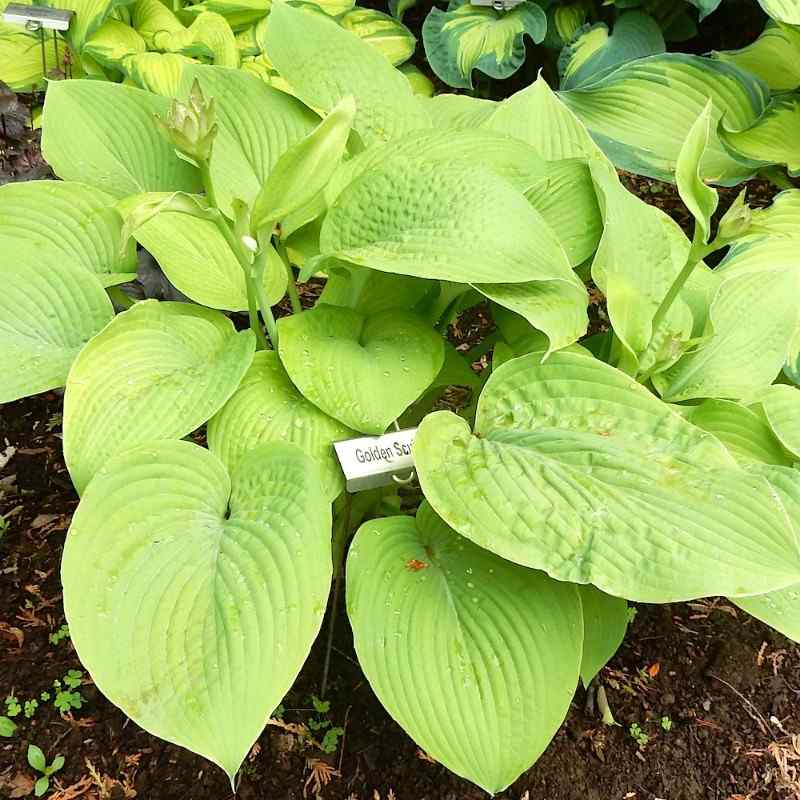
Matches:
[558,12,665,90]
[0,236,114,404]
[63,301,255,493]
[730,465,800,642]
[524,158,603,266]
[680,399,793,466]
[676,100,718,243]
[62,439,332,779]
[123,52,197,96]
[325,128,547,206]
[578,585,628,686]
[277,305,444,434]
[654,264,800,402]
[83,18,146,69]
[347,502,582,794]
[760,384,800,459]
[265,1,428,147]
[339,7,416,66]
[422,0,546,89]
[208,351,353,500]
[414,351,800,602]
[0,181,136,277]
[474,280,588,355]
[756,0,800,25]
[41,81,200,199]
[123,201,285,310]
[588,159,695,367]
[559,54,770,184]
[720,95,800,177]
[319,156,574,284]
[178,64,319,218]
[714,22,800,93]
[485,76,608,162]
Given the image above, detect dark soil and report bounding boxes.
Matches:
[3,391,800,800]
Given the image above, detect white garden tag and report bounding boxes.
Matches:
[333,427,417,492]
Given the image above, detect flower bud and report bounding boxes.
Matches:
[154,78,217,162]
[717,188,752,242]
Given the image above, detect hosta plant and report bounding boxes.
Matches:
[3,1,800,794]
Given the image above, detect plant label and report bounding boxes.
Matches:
[334,427,417,492]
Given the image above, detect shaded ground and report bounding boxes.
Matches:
[2,380,800,800]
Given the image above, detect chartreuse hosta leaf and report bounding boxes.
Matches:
[474,279,588,355]
[524,158,602,267]
[676,100,718,243]
[63,301,255,493]
[121,199,286,310]
[83,19,146,70]
[414,351,800,602]
[346,502,582,794]
[559,54,769,184]
[339,7,416,66]
[49,0,135,49]
[577,585,628,687]
[42,81,200,199]
[0,236,114,404]
[264,0,429,147]
[318,264,433,315]
[319,156,574,284]
[484,76,608,162]
[177,65,319,218]
[122,52,197,96]
[654,264,800,401]
[760,385,800,459]
[278,305,444,434]
[422,0,546,89]
[749,188,800,237]
[0,15,76,90]
[182,0,272,29]
[714,22,800,93]
[588,159,694,367]
[558,12,665,91]
[720,96,800,177]
[730,465,800,643]
[0,181,136,277]
[62,439,332,779]
[208,351,353,500]
[251,96,356,235]
[757,0,800,24]
[325,128,547,205]
[424,93,498,130]
[680,400,793,466]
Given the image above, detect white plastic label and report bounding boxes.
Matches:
[333,427,417,492]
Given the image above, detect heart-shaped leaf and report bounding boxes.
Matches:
[278,305,444,434]
[414,351,800,601]
[208,351,353,500]
[0,236,114,404]
[62,439,332,780]
[347,502,582,794]
[64,300,255,493]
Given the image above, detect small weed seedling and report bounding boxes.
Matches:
[660,716,673,732]
[24,699,38,719]
[52,670,85,714]
[49,625,70,646]
[308,696,344,755]
[27,744,65,797]
[629,722,650,748]
[5,694,21,717]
